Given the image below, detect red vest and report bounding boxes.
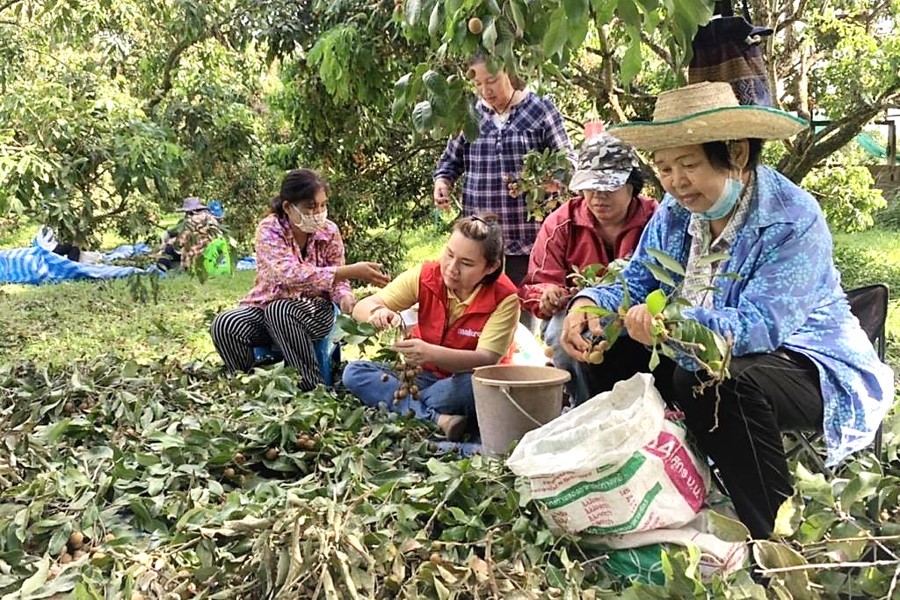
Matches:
[412,261,518,378]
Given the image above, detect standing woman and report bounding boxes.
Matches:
[433,55,575,290]
[560,83,894,538]
[211,169,390,390]
[342,214,520,440]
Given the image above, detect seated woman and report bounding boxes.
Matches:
[560,82,894,539]
[156,197,222,273]
[520,132,657,405]
[342,214,520,440]
[210,169,389,390]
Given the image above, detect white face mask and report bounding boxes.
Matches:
[289,205,328,233]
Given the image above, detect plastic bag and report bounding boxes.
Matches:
[507,373,710,536]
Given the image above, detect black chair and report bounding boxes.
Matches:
[784,284,889,475]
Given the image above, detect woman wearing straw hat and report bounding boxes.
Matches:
[559,82,894,539]
[520,132,657,406]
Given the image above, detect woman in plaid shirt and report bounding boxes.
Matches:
[433,56,574,293]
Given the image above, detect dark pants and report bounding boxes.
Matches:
[504,254,534,331]
[210,298,335,391]
[52,243,81,262]
[578,337,823,539]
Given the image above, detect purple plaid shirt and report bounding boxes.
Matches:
[434,92,574,255]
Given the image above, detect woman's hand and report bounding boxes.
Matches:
[394,338,433,367]
[338,295,356,315]
[348,262,391,287]
[560,298,604,361]
[433,178,452,212]
[367,306,402,330]
[539,284,570,315]
[623,304,655,346]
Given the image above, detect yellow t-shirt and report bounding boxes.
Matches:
[378,264,520,357]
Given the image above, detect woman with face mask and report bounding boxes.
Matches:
[559,82,893,539]
[210,169,390,390]
[342,214,520,441]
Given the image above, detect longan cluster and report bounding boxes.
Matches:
[585,339,610,364]
[381,361,424,404]
[502,175,521,198]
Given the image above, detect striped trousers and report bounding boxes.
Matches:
[210,298,335,391]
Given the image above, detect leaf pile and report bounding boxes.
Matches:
[0,357,622,599]
[1,356,899,599]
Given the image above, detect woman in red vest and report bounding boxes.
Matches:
[520,133,657,405]
[342,214,520,440]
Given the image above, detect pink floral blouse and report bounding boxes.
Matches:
[240,213,354,308]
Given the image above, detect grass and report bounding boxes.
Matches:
[0,271,256,366]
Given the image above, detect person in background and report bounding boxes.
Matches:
[520,132,657,405]
[211,169,390,390]
[433,55,574,328]
[156,197,222,273]
[560,82,894,539]
[342,214,520,441]
[34,226,102,264]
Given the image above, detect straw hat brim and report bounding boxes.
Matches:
[609,106,808,152]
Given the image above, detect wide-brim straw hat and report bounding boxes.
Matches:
[609,82,808,152]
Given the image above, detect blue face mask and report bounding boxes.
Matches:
[698,177,743,221]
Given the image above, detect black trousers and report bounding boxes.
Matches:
[210,298,334,391]
[504,254,534,330]
[578,337,824,539]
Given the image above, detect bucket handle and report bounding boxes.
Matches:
[500,386,547,428]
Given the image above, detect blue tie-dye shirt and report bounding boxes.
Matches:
[576,166,894,466]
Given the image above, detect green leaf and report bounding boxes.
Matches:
[427,3,442,39]
[839,470,881,509]
[542,7,568,58]
[620,31,643,85]
[646,248,686,276]
[644,262,676,286]
[509,0,526,37]
[20,555,51,595]
[574,305,614,318]
[411,100,435,132]
[646,289,667,316]
[696,251,730,267]
[404,0,423,26]
[482,19,498,53]
[773,494,803,537]
[563,0,588,20]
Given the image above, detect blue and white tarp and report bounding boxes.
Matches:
[0,245,143,285]
[102,243,152,262]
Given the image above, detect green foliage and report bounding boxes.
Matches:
[392,0,714,138]
[0,356,626,597]
[514,147,574,222]
[874,190,900,232]
[803,165,886,233]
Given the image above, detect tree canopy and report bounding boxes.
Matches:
[0,0,897,253]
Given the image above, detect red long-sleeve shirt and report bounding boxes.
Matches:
[519,195,658,319]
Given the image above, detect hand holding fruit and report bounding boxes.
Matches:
[349,262,391,287]
[339,295,356,315]
[539,284,570,315]
[624,304,660,346]
[559,298,604,359]
[433,178,452,211]
[394,338,432,367]
[368,305,403,330]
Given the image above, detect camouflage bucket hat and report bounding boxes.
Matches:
[569,132,641,193]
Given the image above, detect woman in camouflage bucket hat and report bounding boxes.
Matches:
[520,132,657,406]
